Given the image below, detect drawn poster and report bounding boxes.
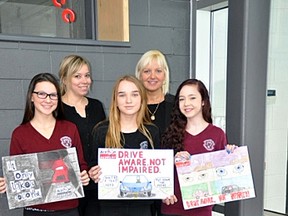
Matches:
[98,148,174,200]
[2,147,84,209]
[175,146,255,209]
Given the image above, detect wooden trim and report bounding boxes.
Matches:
[97,0,129,42]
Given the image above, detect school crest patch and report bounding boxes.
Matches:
[203,139,215,151]
[60,136,72,148]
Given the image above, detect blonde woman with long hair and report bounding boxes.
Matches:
[89,75,160,216]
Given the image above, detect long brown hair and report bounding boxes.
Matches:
[161,78,212,152]
[22,73,64,124]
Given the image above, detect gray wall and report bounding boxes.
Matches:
[224,0,270,215]
[0,0,190,215]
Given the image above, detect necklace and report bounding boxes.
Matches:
[148,103,160,121]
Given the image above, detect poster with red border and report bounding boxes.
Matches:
[2,147,83,209]
[176,146,255,209]
[98,148,174,200]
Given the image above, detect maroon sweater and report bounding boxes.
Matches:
[161,124,227,216]
[10,120,88,211]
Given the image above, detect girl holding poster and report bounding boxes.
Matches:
[0,73,90,216]
[88,75,160,216]
[161,79,235,216]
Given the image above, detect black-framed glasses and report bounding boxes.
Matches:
[33,91,58,100]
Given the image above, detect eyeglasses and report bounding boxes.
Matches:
[33,91,58,100]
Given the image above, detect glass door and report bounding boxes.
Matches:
[195,7,228,132]
[195,5,228,215]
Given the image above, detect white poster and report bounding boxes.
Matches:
[98,148,174,200]
[176,146,255,209]
[2,148,83,209]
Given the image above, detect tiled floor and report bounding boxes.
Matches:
[263,211,286,216]
[212,212,223,216]
[212,210,286,216]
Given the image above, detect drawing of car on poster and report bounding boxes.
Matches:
[119,175,152,197]
[221,184,245,194]
[193,189,209,199]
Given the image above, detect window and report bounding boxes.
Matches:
[194,3,228,214]
[195,5,228,132]
[0,0,129,44]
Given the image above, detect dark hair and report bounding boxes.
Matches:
[161,78,212,152]
[21,73,65,124]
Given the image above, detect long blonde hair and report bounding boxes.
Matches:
[106,75,154,148]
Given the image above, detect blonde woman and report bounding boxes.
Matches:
[135,50,175,136]
[89,75,160,216]
[59,55,106,216]
[136,50,175,216]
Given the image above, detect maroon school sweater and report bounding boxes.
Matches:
[161,124,227,216]
[10,120,88,211]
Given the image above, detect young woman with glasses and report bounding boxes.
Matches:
[0,73,90,216]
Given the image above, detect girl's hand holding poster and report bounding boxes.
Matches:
[2,148,83,209]
[98,148,174,200]
[175,146,255,209]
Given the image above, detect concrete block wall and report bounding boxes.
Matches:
[0,0,190,215]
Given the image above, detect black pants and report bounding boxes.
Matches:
[78,189,100,216]
[161,215,181,216]
[24,208,79,216]
[99,205,152,216]
[152,200,163,216]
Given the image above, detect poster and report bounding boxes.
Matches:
[175,146,255,209]
[2,147,84,209]
[98,148,174,200]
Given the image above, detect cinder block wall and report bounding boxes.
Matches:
[0,0,190,215]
